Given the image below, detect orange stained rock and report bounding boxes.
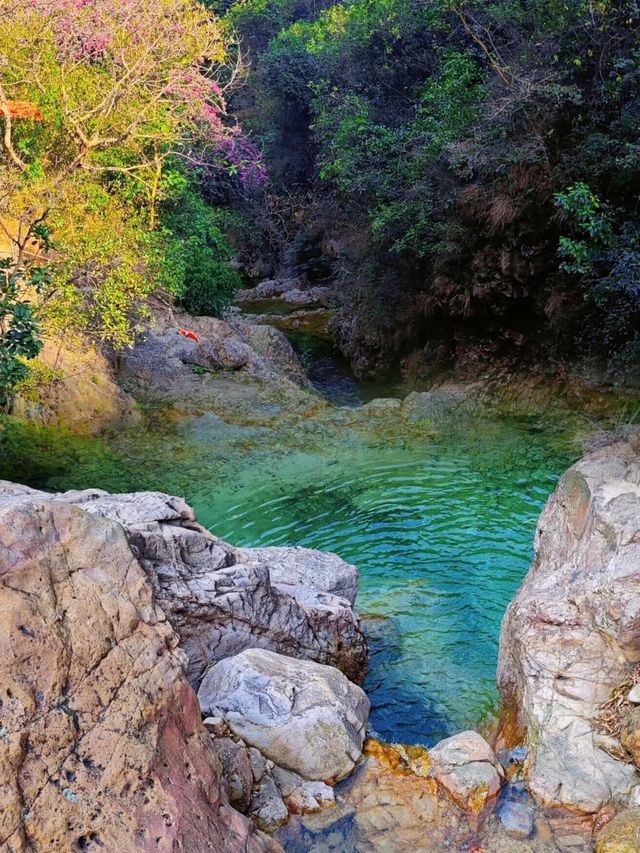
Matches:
[345,740,478,851]
[363,738,432,777]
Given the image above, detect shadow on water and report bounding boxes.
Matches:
[284,327,403,407]
[363,613,454,744]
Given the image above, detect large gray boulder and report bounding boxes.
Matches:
[0,484,367,687]
[198,648,370,783]
[114,312,317,421]
[498,433,640,812]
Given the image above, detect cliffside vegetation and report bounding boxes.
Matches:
[2,0,639,409]
[217,0,640,380]
[0,0,265,405]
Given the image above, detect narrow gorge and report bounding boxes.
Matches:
[2,0,640,849]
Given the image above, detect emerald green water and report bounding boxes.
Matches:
[0,403,579,744]
[185,417,575,744]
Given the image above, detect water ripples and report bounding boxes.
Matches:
[194,429,572,744]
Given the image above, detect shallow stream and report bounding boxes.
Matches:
[189,413,575,743]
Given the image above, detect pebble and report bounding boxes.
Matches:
[498,800,535,840]
[628,683,640,704]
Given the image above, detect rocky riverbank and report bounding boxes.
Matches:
[2,430,640,851]
[0,481,368,851]
[4,301,640,851]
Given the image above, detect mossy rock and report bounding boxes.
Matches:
[596,808,640,853]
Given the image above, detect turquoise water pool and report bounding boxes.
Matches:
[182,414,575,744]
[1,402,577,744]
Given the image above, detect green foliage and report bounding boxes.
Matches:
[555,183,613,275]
[160,178,242,315]
[225,0,640,376]
[1,0,250,360]
[0,260,50,408]
[14,360,65,403]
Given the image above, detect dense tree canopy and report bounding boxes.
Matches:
[221,0,640,378]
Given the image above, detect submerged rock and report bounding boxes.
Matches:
[498,800,535,839]
[498,432,640,812]
[428,730,503,812]
[198,648,370,782]
[0,497,273,852]
[0,483,367,687]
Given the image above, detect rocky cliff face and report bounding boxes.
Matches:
[498,431,640,815]
[0,482,369,850]
[0,496,272,853]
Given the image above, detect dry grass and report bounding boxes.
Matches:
[487,193,520,233]
[594,667,640,762]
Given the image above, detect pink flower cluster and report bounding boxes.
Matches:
[20,0,267,190]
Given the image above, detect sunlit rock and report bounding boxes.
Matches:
[428,730,503,812]
[0,497,272,852]
[0,482,367,686]
[498,432,640,812]
[198,648,370,782]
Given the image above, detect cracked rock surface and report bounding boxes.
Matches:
[0,483,367,688]
[429,730,503,812]
[198,648,370,783]
[0,497,274,853]
[498,432,640,813]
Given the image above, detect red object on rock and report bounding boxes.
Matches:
[179,328,199,342]
[3,101,43,121]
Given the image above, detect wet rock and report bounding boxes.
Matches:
[401,386,476,422]
[498,433,640,812]
[271,767,335,814]
[498,745,528,767]
[498,800,535,839]
[359,397,403,417]
[250,774,289,833]
[198,648,370,782]
[428,730,503,812]
[497,745,528,775]
[275,800,358,852]
[298,739,479,852]
[0,497,272,852]
[0,483,368,687]
[595,807,640,852]
[212,737,254,813]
